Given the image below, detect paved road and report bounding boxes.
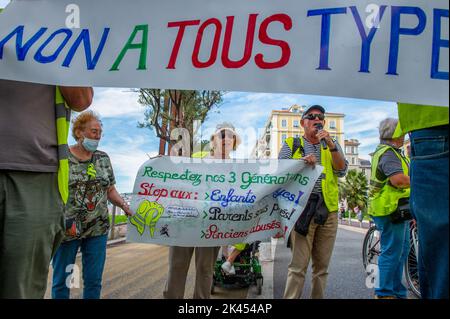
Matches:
[45,243,247,299]
[45,225,414,299]
[273,226,374,299]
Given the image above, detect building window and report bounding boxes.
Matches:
[329,120,336,129]
[293,120,299,128]
[282,134,287,142]
[281,119,287,128]
[346,146,351,154]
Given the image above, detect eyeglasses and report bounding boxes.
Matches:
[303,113,325,121]
[217,130,235,140]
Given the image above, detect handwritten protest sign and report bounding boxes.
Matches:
[127,157,323,246]
[0,0,448,106]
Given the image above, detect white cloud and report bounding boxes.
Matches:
[90,88,143,119]
[68,89,400,192]
[0,0,10,8]
[101,134,158,193]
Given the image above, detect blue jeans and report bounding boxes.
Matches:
[372,216,410,298]
[52,234,108,299]
[410,125,449,299]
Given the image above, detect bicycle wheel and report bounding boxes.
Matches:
[405,223,421,298]
[362,225,381,271]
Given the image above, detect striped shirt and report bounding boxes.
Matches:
[278,137,348,194]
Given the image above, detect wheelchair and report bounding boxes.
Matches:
[211,241,263,295]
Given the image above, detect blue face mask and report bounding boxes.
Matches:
[82,137,99,152]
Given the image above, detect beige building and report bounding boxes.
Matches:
[253,104,345,159]
[344,139,371,181]
[344,139,361,170]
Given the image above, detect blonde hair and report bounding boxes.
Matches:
[71,110,102,141]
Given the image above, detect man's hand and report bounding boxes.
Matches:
[60,86,93,112]
[389,173,410,189]
[316,129,335,149]
[302,154,317,168]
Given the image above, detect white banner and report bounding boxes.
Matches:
[126,157,322,246]
[0,0,448,106]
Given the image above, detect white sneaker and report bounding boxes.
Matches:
[221,261,236,275]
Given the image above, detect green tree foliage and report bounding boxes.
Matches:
[339,169,369,212]
[137,89,223,151]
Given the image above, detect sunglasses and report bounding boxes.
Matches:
[217,130,236,140]
[303,113,325,121]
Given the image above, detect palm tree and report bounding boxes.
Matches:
[339,170,369,219]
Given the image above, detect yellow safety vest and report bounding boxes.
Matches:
[0,8,69,203]
[55,87,71,204]
[368,144,410,217]
[285,137,339,212]
[191,151,210,158]
[393,103,449,137]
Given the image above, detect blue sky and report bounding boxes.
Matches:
[1,0,398,193]
[76,88,397,193]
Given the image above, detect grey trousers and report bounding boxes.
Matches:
[284,213,338,299]
[0,171,65,298]
[163,246,220,299]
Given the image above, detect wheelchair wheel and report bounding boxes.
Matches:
[362,225,381,272]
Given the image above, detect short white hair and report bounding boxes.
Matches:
[378,118,398,141]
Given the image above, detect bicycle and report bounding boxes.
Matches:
[362,220,420,298]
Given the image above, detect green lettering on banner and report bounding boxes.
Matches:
[110,24,148,71]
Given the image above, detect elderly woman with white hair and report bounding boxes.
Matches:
[52,111,133,299]
[368,118,411,299]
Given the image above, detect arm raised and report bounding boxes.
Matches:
[60,86,94,112]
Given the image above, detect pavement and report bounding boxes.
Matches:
[47,221,411,299]
[272,224,374,299]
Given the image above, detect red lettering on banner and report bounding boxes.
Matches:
[138,182,154,195]
[221,14,258,68]
[167,20,201,69]
[139,183,196,202]
[255,14,292,69]
[192,18,222,68]
[166,14,293,70]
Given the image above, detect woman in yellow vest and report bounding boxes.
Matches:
[163,122,242,298]
[368,118,411,299]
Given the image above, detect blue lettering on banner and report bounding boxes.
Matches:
[0,4,447,84]
[0,25,47,60]
[350,5,387,73]
[272,188,305,205]
[34,28,73,63]
[431,9,449,80]
[210,188,257,208]
[387,6,427,76]
[62,28,110,70]
[307,7,347,71]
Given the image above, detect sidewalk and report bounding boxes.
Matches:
[338,218,371,234]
